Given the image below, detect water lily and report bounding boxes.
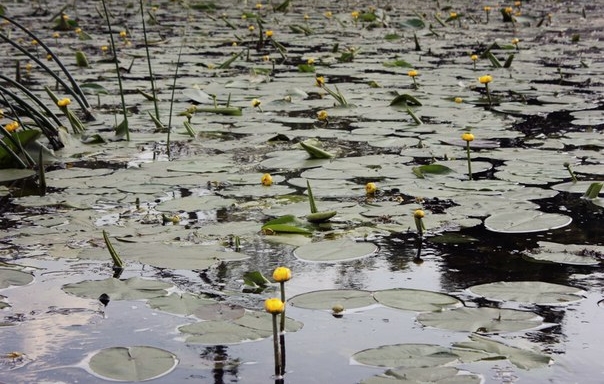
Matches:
[57,98,71,107]
[484,5,491,22]
[512,37,520,50]
[455,97,463,103]
[265,297,284,378]
[265,297,284,314]
[471,54,478,70]
[4,121,19,133]
[265,30,273,38]
[315,76,325,87]
[261,173,272,186]
[324,11,332,19]
[408,69,419,88]
[273,267,291,282]
[414,209,426,237]
[119,30,127,38]
[351,11,360,20]
[251,98,263,112]
[365,182,377,195]
[478,75,493,105]
[255,2,262,9]
[248,25,255,32]
[317,110,328,122]
[462,132,474,180]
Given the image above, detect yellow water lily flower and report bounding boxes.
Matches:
[248,25,255,31]
[264,297,285,314]
[408,69,418,77]
[255,2,262,9]
[365,182,377,195]
[450,12,458,18]
[273,267,292,282]
[52,32,60,39]
[315,76,325,87]
[351,11,360,19]
[252,98,262,107]
[304,14,310,21]
[4,121,19,132]
[471,54,478,61]
[455,97,463,103]
[265,30,273,38]
[324,11,332,19]
[57,98,71,107]
[414,209,425,219]
[484,6,491,12]
[119,30,127,38]
[461,132,474,142]
[478,74,492,84]
[317,110,328,121]
[307,57,315,65]
[261,173,273,186]
[262,55,270,61]
[101,45,109,52]
[75,28,82,34]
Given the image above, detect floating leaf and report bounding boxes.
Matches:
[412,164,455,178]
[262,215,313,235]
[0,268,34,289]
[467,281,584,306]
[453,334,552,370]
[417,307,545,333]
[300,141,334,159]
[484,211,572,233]
[147,293,216,316]
[352,344,459,368]
[373,289,462,312]
[361,367,482,384]
[289,289,376,310]
[522,241,602,266]
[63,277,172,301]
[88,346,177,382]
[293,239,377,262]
[193,303,246,321]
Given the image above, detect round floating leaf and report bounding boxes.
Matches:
[522,241,602,266]
[467,281,584,306]
[233,311,303,333]
[484,211,572,233]
[179,321,270,344]
[293,239,377,262]
[0,268,34,289]
[361,367,482,384]
[193,303,246,321]
[373,289,462,312]
[88,346,177,382]
[147,293,217,316]
[352,344,459,368]
[417,307,544,333]
[289,289,376,310]
[0,169,36,182]
[63,277,172,301]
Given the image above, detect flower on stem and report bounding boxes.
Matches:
[4,121,19,132]
[261,173,273,186]
[251,98,263,112]
[262,55,270,61]
[307,58,315,65]
[408,69,419,88]
[413,209,426,237]
[265,297,285,314]
[315,76,325,87]
[484,6,491,22]
[248,25,255,32]
[512,37,520,50]
[351,11,360,20]
[255,2,263,9]
[57,98,71,107]
[273,267,291,282]
[324,11,332,19]
[75,27,82,34]
[478,75,493,105]
[462,132,474,180]
[365,182,377,195]
[563,162,578,183]
[455,97,463,104]
[119,30,127,38]
[265,30,273,38]
[471,54,478,70]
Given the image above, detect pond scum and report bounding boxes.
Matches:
[0,0,603,383]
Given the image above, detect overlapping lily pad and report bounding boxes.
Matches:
[417,307,545,333]
[0,268,34,289]
[352,344,460,368]
[360,367,482,384]
[373,289,462,312]
[522,241,602,266]
[63,277,172,301]
[484,210,572,233]
[289,289,376,310]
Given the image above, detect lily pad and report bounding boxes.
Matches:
[88,346,177,382]
[193,303,246,321]
[361,367,482,384]
[373,289,462,312]
[484,211,572,233]
[0,269,34,289]
[352,344,459,368]
[0,169,36,182]
[147,293,217,316]
[289,289,376,310]
[417,307,545,333]
[293,239,378,262]
[63,277,172,301]
[453,334,552,370]
[467,281,584,306]
[522,241,602,266]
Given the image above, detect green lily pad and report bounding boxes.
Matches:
[193,303,246,321]
[147,293,217,316]
[373,289,462,312]
[63,277,172,301]
[417,307,545,333]
[88,346,177,382]
[522,241,602,266]
[352,344,459,368]
[0,169,36,182]
[262,215,314,235]
[293,239,378,262]
[155,195,236,212]
[0,268,34,289]
[289,289,376,310]
[453,334,552,370]
[484,211,572,233]
[467,281,584,306]
[361,367,482,384]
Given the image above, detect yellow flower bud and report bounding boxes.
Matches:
[248,25,255,32]
[307,58,315,65]
[264,298,285,314]
[365,182,377,195]
[273,267,292,282]
[454,97,463,103]
[265,30,273,38]
[407,69,418,77]
[57,98,71,107]
[450,12,458,18]
[414,209,425,219]
[351,11,360,20]
[261,173,273,186]
[317,110,328,121]
[315,76,325,87]
[252,98,262,107]
[512,38,520,45]
[324,11,332,19]
[461,132,475,142]
[119,30,127,38]
[470,54,478,61]
[484,6,491,12]
[478,75,492,84]
[4,121,19,132]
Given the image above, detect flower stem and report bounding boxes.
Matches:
[466,141,473,180]
[272,314,282,379]
[485,83,492,106]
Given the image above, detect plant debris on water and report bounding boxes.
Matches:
[0,0,603,383]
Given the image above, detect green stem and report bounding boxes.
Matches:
[139,0,160,123]
[167,32,186,160]
[272,314,282,379]
[466,141,472,180]
[101,0,129,141]
[485,83,492,106]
